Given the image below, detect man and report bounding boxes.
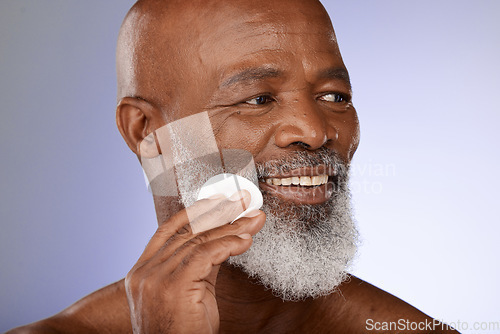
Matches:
[8,0,458,333]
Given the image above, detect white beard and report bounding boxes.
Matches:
[227,169,358,301]
[170,146,358,301]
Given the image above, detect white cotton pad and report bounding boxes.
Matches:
[197,173,263,222]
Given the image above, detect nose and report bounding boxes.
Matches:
[274,98,338,150]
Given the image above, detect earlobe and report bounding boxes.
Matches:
[116,97,162,157]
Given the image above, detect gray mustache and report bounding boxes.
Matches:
[255,148,349,180]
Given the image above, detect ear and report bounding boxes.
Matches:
[116,97,163,157]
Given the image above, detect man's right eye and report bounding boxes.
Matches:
[244,95,274,105]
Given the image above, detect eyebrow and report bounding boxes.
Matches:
[318,67,352,88]
[220,67,283,88]
[220,66,352,89]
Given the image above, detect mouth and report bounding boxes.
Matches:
[258,166,337,205]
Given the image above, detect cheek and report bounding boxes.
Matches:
[338,109,360,161]
[214,116,276,157]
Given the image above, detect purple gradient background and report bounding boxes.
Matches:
[1,1,499,332]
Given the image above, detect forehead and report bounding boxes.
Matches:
[194,2,341,72]
[147,0,346,119]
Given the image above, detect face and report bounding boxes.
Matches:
[163,0,360,190]
[121,0,360,300]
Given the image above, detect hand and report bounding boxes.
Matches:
[125,191,265,333]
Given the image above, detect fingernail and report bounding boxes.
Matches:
[229,190,249,201]
[243,210,261,218]
[238,233,252,239]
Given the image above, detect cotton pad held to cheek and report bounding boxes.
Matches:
[196,173,263,222]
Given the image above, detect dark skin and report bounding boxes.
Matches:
[8,0,459,333]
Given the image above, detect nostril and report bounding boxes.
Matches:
[291,141,311,149]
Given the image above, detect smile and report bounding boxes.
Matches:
[258,166,337,205]
[264,175,329,187]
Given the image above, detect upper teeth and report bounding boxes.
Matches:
[265,175,329,186]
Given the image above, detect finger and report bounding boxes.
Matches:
[147,210,265,268]
[137,191,250,263]
[136,194,228,263]
[173,234,253,284]
[189,190,251,234]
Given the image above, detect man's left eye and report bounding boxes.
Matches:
[245,95,273,105]
[318,93,346,103]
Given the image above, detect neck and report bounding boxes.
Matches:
[215,262,319,331]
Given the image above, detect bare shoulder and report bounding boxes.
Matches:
[338,275,429,317]
[323,275,460,333]
[6,279,131,334]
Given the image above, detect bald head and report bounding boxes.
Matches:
[116,0,340,118]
